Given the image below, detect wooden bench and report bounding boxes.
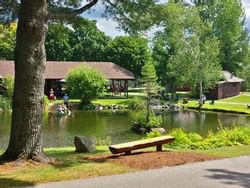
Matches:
[109,135,175,155]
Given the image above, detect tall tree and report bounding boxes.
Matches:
[141,58,158,126]
[152,2,188,98]
[1,0,49,162]
[46,18,110,61]
[0,0,160,162]
[46,23,73,61]
[106,36,151,80]
[184,8,222,102]
[69,18,110,61]
[192,0,249,73]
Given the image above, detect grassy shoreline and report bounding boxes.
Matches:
[182,95,250,114]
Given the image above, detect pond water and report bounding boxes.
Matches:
[0,110,250,149]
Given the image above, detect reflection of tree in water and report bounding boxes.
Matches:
[162,111,250,136]
[217,113,250,129]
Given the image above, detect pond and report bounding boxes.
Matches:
[0,110,250,149]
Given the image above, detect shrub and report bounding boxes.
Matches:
[3,76,14,99]
[0,95,12,111]
[43,95,49,110]
[167,127,250,150]
[127,97,146,110]
[146,129,161,138]
[131,110,163,127]
[66,66,107,104]
[168,129,192,149]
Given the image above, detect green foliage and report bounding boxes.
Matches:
[141,58,160,126]
[238,61,250,91]
[3,76,14,99]
[0,95,12,111]
[0,23,16,60]
[152,2,188,89]
[168,127,250,150]
[132,110,162,127]
[127,97,146,110]
[46,19,110,61]
[148,114,163,127]
[106,36,151,78]
[66,66,107,104]
[146,129,161,138]
[70,19,110,61]
[43,95,49,109]
[209,1,249,72]
[46,24,73,61]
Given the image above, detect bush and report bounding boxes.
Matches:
[127,97,146,110]
[43,95,49,110]
[167,127,250,150]
[132,110,163,127]
[66,66,107,104]
[0,95,12,111]
[146,129,161,138]
[3,76,14,99]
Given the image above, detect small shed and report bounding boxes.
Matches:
[209,71,244,99]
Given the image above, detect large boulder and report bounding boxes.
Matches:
[74,136,96,153]
[131,123,150,134]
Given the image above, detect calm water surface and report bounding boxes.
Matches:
[0,110,250,149]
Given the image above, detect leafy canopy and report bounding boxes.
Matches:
[46,18,110,61]
[106,35,151,78]
[0,23,16,60]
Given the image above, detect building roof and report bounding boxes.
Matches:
[218,71,244,84]
[0,61,135,80]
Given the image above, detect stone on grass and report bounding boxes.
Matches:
[74,136,96,153]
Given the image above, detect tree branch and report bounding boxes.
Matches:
[48,0,99,21]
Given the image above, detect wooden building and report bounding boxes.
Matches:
[209,71,244,99]
[0,61,135,97]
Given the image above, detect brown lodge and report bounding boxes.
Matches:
[0,61,135,97]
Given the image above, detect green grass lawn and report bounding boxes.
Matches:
[183,94,250,114]
[92,98,131,105]
[0,146,134,187]
[195,145,250,158]
[221,94,250,103]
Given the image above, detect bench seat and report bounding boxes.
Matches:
[109,135,175,155]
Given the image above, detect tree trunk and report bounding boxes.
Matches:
[1,0,51,162]
[199,80,203,108]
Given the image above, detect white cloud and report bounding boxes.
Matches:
[242,0,250,16]
[95,18,125,38]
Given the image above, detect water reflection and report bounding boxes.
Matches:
[0,110,249,149]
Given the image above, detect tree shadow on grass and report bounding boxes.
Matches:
[206,169,250,188]
[0,176,34,188]
[47,149,109,169]
[82,151,148,163]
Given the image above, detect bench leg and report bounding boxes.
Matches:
[125,151,131,155]
[156,145,162,152]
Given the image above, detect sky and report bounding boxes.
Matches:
[83,0,250,38]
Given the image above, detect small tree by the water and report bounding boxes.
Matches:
[66,66,107,104]
[141,59,161,127]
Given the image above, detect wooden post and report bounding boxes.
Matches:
[156,145,162,151]
[125,151,131,155]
